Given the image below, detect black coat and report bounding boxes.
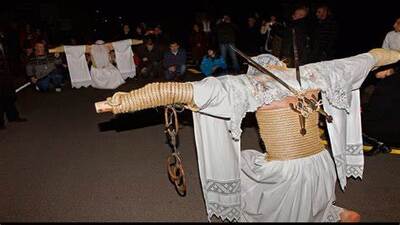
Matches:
[280,18,311,66]
[0,70,16,101]
[362,70,400,146]
[309,17,338,63]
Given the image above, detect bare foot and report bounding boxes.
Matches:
[340,209,361,222]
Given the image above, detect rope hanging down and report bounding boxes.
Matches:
[164,105,187,196]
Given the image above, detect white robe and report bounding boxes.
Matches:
[189,53,376,222]
[112,39,136,79]
[64,45,92,88]
[90,44,125,90]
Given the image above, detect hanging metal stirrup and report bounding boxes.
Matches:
[164,105,187,196]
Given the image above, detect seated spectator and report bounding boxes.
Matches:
[26,41,65,92]
[382,17,400,51]
[136,38,163,78]
[200,48,227,76]
[163,41,186,81]
[0,69,27,130]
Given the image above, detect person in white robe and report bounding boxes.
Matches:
[95,48,400,222]
[89,40,125,89]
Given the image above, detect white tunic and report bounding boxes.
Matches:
[112,39,136,79]
[190,53,376,222]
[64,45,92,88]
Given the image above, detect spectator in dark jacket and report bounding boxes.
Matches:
[0,68,27,129]
[280,6,311,67]
[216,15,240,73]
[137,38,163,78]
[362,64,400,152]
[163,41,186,81]
[241,16,262,56]
[308,5,338,63]
[189,23,207,67]
[116,24,133,40]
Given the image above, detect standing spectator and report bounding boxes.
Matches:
[308,5,338,63]
[216,14,240,73]
[116,24,133,40]
[132,24,144,40]
[20,41,33,66]
[19,24,35,50]
[200,15,214,47]
[361,17,400,108]
[26,41,64,92]
[260,15,280,53]
[280,6,311,67]
[362,66,400,154]
[146,25,168,53]
[382,17,400,51]
[32,27,49,46]
[0,68,27,130]
[241,16,261,56]
[136,38,163,78]
[5,22,22,76]
[163,41,186,81]
[189,23,207,67]
[200,47,227,77]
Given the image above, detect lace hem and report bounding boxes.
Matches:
[121,71,136,79]
[204,179,242,222]
[324,204,343,222]
[71,80,93,89]
[333,144,364,189]
[345,144,364,179]
[207,202,241,222]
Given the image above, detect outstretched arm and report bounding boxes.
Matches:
[369,48,400,68]
[95,82,196,114]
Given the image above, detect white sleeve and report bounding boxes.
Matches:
[312,53,376,112]
[322,53,376,90]
[191,76,232,118]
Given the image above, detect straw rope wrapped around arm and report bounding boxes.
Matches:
[369,48,400,67]
[95,82,197,114]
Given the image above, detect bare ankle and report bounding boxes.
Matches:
[340,209,361,222]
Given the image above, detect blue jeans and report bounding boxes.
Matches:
[36,71,64,92]
[219,43,240,73]
[165,65,186,80]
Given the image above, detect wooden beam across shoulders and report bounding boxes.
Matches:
[49,39,143,53]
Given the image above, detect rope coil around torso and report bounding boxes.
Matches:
[256,90,325,161]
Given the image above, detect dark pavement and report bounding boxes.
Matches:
[1,74,399,222]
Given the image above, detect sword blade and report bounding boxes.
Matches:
[229,44,298,95]
[292,28,302,88]
[15,82,31,93]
